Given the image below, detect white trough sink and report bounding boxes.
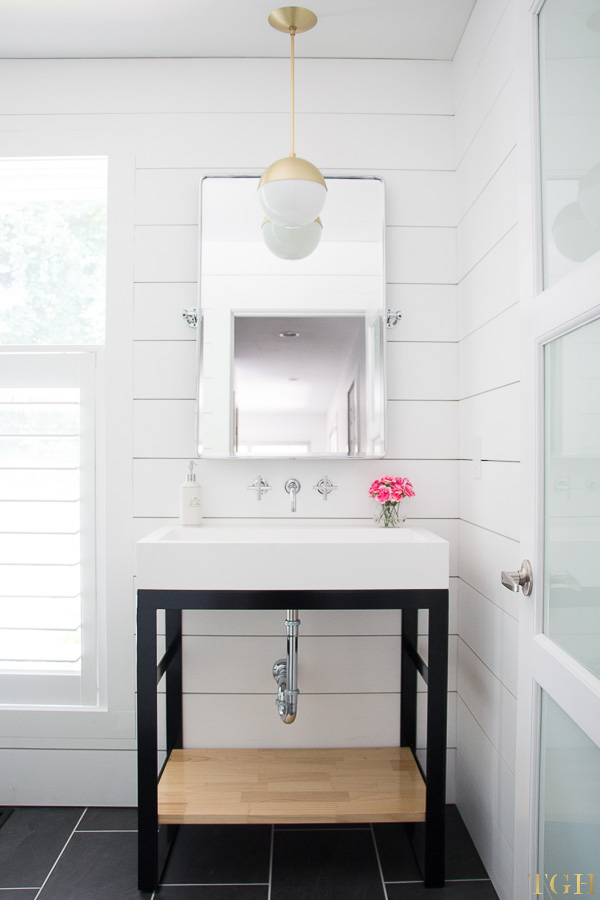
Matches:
[137,523,449,592]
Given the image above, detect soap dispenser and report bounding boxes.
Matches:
[180,460,202,526]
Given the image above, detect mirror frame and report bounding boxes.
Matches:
[195,174,387,460]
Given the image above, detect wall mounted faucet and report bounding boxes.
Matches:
[313,476,338,500]
[284,478,301,513]
[246,475,272,501]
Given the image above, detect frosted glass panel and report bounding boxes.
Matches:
[544,317,600,677]
[539,691,600,884]
[539,0,600,287]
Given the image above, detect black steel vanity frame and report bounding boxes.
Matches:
[137,587,449,892]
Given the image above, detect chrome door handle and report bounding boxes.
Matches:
[501,559,533,596]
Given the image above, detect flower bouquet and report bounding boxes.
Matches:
[369,475,415,527]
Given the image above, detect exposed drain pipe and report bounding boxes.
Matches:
[272,609,300,724]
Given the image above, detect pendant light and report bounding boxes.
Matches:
[262,216,322,260]
[258,7,327,228]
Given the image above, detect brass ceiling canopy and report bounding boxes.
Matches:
[268,6,318,34]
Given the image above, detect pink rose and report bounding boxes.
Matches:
[376,486,392,502]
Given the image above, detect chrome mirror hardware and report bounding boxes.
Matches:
[284,478,301,513]
[501,559,533,596]
[386,308,402,328]
[313,476,338,500]
[246,476,272,501]
[182,308,199,328]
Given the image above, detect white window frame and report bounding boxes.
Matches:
[0,134,135,747]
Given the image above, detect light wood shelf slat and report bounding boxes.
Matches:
[158,747,426,825]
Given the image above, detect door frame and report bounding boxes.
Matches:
[515,0,600,890]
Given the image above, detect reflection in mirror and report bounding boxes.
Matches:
[197,176,386,458]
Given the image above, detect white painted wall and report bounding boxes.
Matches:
[0,56,459,804]
[453,2,520,898]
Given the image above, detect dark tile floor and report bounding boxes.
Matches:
[0,805,499,899]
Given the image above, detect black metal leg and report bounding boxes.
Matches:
[423,592,449,888]
[137,599,159,892]
[400,608,418,749]
[165,608,183,753]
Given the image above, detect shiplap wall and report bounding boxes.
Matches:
[0,56,459,801]
[453,2,520,897]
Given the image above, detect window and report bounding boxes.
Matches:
[0,157,107,708]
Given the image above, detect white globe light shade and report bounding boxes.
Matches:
[258,156,327,227]
[552,201,600,262]
[578,163,600,228]
[262,218,322,260]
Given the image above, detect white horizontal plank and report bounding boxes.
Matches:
[133,399,197,458]
[457,520,520,620]
[461,312,518,408]
[133,341,196,400]
[185,609,404,638]
[457,73,517,215]
[182,692,401,749]
[453,0,512,108]
[0,59,453,117]
[182,635,400,695]
[386,285,457,342]
[457,151,518,281]
[134,225,198,283]
[458,382,520,462]
[0,749,136,806]
[458,304,519,400]
[383,170,457,227]
[180,634,458,698]
[455,748,515,890]
[135,113,455,171]
[458,581,518,695]
[386,227,456,285]
[387,342,458,401]
[455,2,516,162]
[458,227,519,340]
[133,283,198,340]
[456,698,516,851]
[387,401,458,459]
[135,169,202,226]
[458,459,520,540]
[132,457,458,519]
[457,639,517,771]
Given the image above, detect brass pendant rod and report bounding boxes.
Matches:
[290,29,296,158]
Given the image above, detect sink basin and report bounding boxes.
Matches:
[137,524,448,591]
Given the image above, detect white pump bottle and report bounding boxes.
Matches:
[180,460,202,526]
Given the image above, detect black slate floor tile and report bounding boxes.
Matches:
[386,879,499,899]
[35,831,151,900]
[270,827,385,900]
[161,825,272,885]
[0,806,84,888]
[155,887,268,899]
[77,807,138,831]
[374,806,488,883]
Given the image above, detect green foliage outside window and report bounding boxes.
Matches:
[0,199,106,345]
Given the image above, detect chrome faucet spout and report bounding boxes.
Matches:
[284,478,301,513]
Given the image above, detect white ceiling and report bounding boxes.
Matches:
[0,0,476,61]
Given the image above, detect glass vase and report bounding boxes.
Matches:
[374,501,403,528]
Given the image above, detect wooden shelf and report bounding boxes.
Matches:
[158,747,426,825]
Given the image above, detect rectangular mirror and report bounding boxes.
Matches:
[197,175,386,458]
